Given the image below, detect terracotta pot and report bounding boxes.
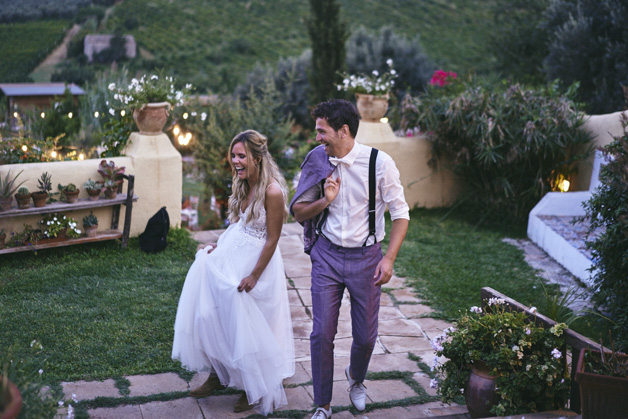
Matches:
[104,188,117,199]
[132,102,171,135]
[40,228,67,244]
[1,375,23,419]
[84,225,98,238]
[31,192,48,208]
[63,189,80,204]
[0,196,12,211]
[14,193,31,209]
[465,360,499,418]
[355,93,389,122]
[575,348,628,419]
[86,188,101,201]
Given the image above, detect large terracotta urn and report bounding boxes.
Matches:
[355,93,389,122]
[464,361,499,418]
[132,102,171,135]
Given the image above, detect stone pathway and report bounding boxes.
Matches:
[55,222,468,418]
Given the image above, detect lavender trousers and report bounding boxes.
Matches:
[309,235,382,406]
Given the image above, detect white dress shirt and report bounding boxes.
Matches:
[296,142,409,247]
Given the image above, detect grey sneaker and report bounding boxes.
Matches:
[345,364,366,411]
[311,406,332,418]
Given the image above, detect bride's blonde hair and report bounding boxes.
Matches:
[227,130,288,224]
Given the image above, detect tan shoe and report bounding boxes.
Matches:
[189,374,225,398]
[234,393,254,413]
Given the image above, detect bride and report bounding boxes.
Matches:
[172,130,295,415]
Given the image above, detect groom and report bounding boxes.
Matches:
[290,99,409,419]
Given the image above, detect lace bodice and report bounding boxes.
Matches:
[239,207,267,242]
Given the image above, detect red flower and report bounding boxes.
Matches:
[430,70,457,87]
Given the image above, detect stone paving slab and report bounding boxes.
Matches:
[378,335,433,353]
[288,275,312,290]
[366,379,419,403]
[291,304,312,322]
[378,318,424,337]
[141,397,204,419]
[276,386,315,412]
[197,394,250,418]
[88,404,143,419]
[398,302,435,318]
[61,379,120,401]
[389,287,420,303]
[292,320,313,339]
[381,275,407,289]
[127,372,188,397]
[367,352,423,373]
[279,234,305,256]
[283,362,312,386]
[377,305,405,320]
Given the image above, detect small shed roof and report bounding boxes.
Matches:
[0,83,85,97]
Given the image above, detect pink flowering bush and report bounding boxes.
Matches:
[432,298,570,416]
[429,69,457,87]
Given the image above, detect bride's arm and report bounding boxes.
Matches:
[237,185,284,293]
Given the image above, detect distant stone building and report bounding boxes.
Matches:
[84,34,136,63]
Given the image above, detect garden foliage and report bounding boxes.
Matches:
[402,77,593,227]
[583,112,628,352]
[542,0,628,114]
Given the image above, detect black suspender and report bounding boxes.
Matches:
[364,147,379,247]
[317,147,379,247]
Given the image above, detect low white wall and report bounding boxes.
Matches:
[0,132,181,240]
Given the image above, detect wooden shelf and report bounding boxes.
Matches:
[0,194,138,218]
[0,231,123,254]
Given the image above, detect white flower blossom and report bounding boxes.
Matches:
[151,75,158,80]
[39,369,43,374]
[109,108,115,116]
[470,306,482,314]
[429,378,438,388]
[386,58,393,66]
[58,401,64,407]
[551,348,562,359]
[530,306,537,314]
[108,83,116,91]
[201,112,207,121]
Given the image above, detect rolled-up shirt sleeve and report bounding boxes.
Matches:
[378,156,410,221]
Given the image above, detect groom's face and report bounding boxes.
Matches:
[315,117,343,157]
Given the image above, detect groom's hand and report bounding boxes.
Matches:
[324,176,340,203]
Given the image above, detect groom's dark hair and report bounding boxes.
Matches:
[311,99,359,138]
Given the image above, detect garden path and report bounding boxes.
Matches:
[55,223,581,418]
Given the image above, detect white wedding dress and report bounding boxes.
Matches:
[172,207,294,415]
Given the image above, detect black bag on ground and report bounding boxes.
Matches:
[139,207,169,253]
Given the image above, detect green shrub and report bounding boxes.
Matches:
[582,112,628,352]
[403,77,593,228]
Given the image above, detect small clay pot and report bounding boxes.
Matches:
[15,193,31,209]
[31,192,48,207]
[86,188,102,201]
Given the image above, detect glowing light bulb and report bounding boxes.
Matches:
[13,112,18,118]
[40,112,45,119]
[183,112,189,119]
[68,112,73,119]
[558,179,570,192]
[51,151,57,158]
[94,111,99,118]
[78,153,85,160]
[380,117,389,123]
[178,134,185,145]
[21,145,28,152]
[120,110,126,116]
[173,126,180,136]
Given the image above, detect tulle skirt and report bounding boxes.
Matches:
[172,221,295,415]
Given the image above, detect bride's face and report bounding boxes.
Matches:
[231,141,252,180]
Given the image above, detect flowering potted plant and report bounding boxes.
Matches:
[108,72,192,134]
[432,298,570,417]
[337,59,397,122]
[39,213,81,242]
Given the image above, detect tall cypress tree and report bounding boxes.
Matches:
[305,0,348,105]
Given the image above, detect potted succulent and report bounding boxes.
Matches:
[337,58,397,122]
[58,183,80,203]
[432,298,570,417]
[0,169,25,211]
[31,172,52,207]
[108,72,192,134]
[97,160,125,199]
[14,187,31,209]
[82,211,98,238]
[575,342,628,418]
[83,178,102,201]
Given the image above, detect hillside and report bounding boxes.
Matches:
[0,0,499,92]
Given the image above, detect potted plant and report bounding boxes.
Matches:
[575,342,628,418]
[82,211,98,238]
[108,72,192,134]
[39,212,81,242]
[432,298,570,417]
[83,178,102,201]
[31,172,52,207]
[14,187,31,209]
[58,183,80,204]
[337,58,397,122]
[97,160,125,199]
[0,169,25,211]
